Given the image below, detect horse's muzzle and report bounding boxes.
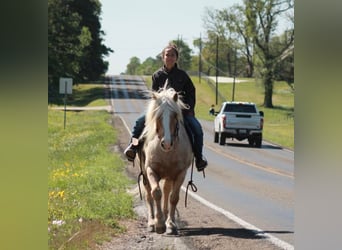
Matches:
[160,138,173,152]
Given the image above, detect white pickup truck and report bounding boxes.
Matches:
[214,101,264,147]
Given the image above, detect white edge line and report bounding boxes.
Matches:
[181,186,294,250]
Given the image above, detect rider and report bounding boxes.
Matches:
[124,44,208,172]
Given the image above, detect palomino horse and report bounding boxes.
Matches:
[138,87,193,235]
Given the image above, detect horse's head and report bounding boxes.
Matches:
[144,88,186,152]
[155,89,179,152]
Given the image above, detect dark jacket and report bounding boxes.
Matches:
[152,64,196,116]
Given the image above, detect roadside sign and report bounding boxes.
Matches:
[59,77,73,129]
[59,78,73,94]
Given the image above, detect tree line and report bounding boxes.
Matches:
[48,0,112,102]
[125,39,193,76]
[126,0,294,108]
[48,0,293,108]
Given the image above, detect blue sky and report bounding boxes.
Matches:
[100,0,240,75]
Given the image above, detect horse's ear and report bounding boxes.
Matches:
[152,92,158,100]
[173,92,178,102]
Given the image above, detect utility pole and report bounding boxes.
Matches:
[232,48,237,101]
[177,35,181,68]
[199,33,202,83]
[215,35,219,105]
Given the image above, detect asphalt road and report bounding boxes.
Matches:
[107,75,294,248]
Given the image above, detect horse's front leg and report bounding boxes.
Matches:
[165,171,187,235]
[143,179,155,232]
[146,167,165,234]
[163,179,172,221]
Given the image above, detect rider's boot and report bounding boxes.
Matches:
[195,155,208,171]
[124,138,139,161]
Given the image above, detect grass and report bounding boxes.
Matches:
[143,75,294,149]
[48,94,135,249]
[49,84,108,107]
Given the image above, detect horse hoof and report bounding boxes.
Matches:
[155,225,166,234]
[165,227,178,235]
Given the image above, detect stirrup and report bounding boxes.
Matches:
[195,157,208,171]
[124,144,137,161]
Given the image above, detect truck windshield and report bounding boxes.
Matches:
[224,104,256,113]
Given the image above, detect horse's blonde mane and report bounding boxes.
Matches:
[141,87,189,142]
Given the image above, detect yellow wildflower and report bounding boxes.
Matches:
[58,190,65,198]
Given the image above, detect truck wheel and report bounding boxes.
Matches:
[255,135,262,148]
[214,132,219,143]
[219,133,226,145]
[248,138,255,146]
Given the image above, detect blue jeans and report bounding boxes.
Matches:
[183,115,204,159]
[131,114,146,139]
[131,114,204,159]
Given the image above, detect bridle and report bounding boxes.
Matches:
[158,112,180,152]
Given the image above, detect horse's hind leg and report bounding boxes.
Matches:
[143,180,155,232]
[147,167,165,234]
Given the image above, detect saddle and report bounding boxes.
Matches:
[183,119,195,151]
[137,120,194,153]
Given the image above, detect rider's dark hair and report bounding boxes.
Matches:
[162,44,179,58]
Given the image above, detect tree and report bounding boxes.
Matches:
[137,57,160,75]
[48,0,84,87]
[245,0,294,107]
[272,35,294,88]
[69,0,112,82]
[202,7,254,78]
[201,1,294,107]
[219,5,255,77]
[171,39,192,70]
[48,0,112,101]
[202,8,232,76]
[126,57,141,75]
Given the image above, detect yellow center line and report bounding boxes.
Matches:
[205,143,294,179]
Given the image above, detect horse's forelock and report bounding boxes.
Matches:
[143,88,184,142]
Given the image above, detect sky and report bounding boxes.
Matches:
[100,0,240,75]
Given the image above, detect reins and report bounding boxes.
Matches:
[136,148,146,201]
[184,157,205,207]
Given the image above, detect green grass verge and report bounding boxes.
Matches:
[49,84,108,107]
[48,106,135,249]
